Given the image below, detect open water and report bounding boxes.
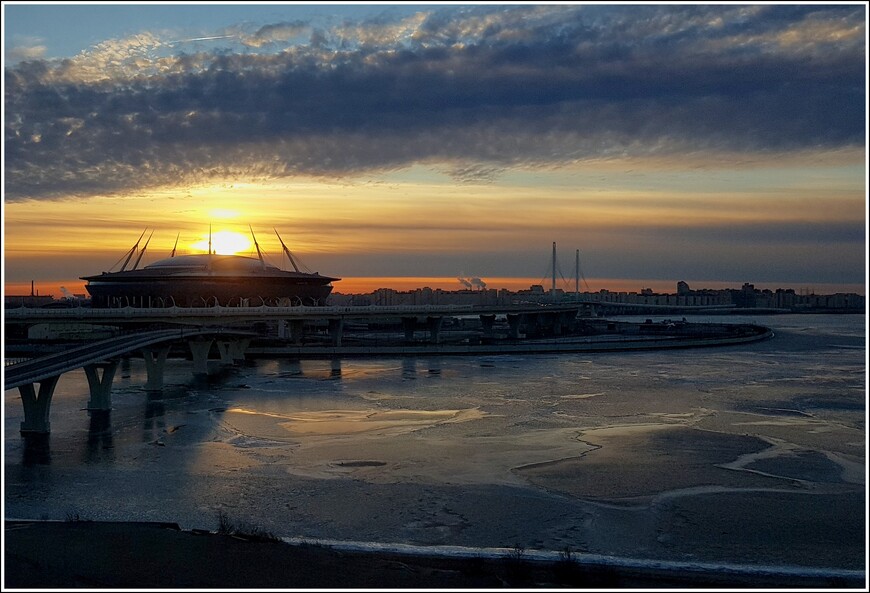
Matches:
[4,314,866,571]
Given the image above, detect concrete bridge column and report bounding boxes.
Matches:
[277,320,288,339]
[230,338,250,362]
[402,317,417,342]
[528,312,547,336]
[328,318,344,347]
[84,360,119,411]
[289,320,305,345]
[189,339,214,376]
[561,310,578,332]
[548,312,563,336]
[479,314,496,338]
[216,341,236,366]
[507,314,524,339]
[427,316,444,344]
[213,338,249,365]
[142,346,171,391]
[18,375,61,434]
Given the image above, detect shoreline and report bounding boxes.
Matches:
[4,520,865,589]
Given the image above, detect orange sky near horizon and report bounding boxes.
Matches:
[3,161,865,297]
[7,277,865,300]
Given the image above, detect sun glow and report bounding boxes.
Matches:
[191,230,252,255]
[209,208,240,219]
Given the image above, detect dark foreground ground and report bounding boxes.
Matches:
[3,520,865,589]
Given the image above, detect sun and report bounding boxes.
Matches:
[191,230,252,255]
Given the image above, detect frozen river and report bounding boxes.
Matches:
[4,314,866,570]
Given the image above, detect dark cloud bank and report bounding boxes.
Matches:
[4,4,866,200]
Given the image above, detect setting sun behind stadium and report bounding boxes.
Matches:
[191,230,252,255]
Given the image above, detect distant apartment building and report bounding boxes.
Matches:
[334,279,864,312]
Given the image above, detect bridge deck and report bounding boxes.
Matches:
[4,328,253,391]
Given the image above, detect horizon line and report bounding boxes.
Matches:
[4,277,866,299]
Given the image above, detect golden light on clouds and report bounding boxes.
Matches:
[3,158,865,299]
[209,208,241,219]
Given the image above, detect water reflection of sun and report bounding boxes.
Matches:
[191,230,252,255]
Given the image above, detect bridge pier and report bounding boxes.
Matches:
[534,311,562,336]
[328,318,344,347]
[84,360,119,410]
[479,314,496,339]
[231,338,250,362]
[189,339,214,376]
[215,339,250,365]
[402,317,417,342]
[18,375,60,434]
[561,310,578,332]
[142,346,171,391]
[289,320,305,345]
[216,341,235,366]
[427,316,444,344]
[507,314,524,339]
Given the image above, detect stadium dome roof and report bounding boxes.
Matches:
[145,254,281,272]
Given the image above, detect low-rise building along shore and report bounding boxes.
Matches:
[328,281,864,313]
[5,281,864,313]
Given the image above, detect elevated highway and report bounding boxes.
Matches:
[4,303,584,345]
[4,303,581,324]
[4,328,254,434]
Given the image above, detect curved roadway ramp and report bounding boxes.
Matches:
[4,328,253,434]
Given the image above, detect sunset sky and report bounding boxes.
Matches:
[3,2,867,297]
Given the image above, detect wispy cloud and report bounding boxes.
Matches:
[4,4,865,201]
[6,42,47,63]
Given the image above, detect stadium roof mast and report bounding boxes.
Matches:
[274,229,301,273]
[249,225,267,269]
[119,229,148,272]
[552,242,557,298]
[131,230,154,270]
[170,233,180,258]
[576,249,580,299]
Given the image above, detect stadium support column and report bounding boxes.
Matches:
[84,360,119,410]
[142,346,170,391]
[19,375,61,434]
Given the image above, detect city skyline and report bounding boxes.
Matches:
[3,2,867,298]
